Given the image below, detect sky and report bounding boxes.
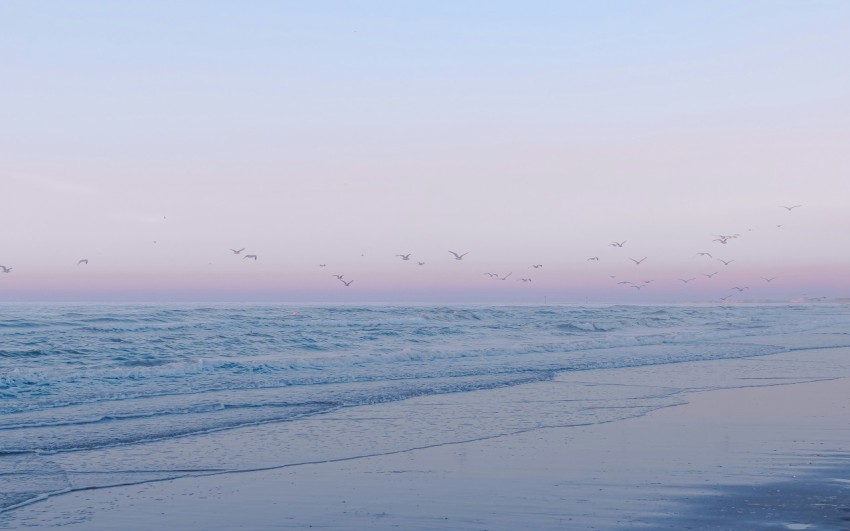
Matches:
[1,1,849,303]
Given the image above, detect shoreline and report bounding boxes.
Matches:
[3,347,850,530]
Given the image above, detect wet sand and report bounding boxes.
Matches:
[4,348,849,530]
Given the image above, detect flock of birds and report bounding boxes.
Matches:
[0,205,811,302]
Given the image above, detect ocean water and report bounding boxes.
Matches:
[2,303,850,514]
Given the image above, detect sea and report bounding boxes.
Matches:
[2,303,850,515]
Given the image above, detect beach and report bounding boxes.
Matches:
[4,339,849,530]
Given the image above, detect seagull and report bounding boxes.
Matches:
[761,276,776,282]
[396,254,411,261]
[483,272,498,277]
[679,278,696,283]
[230,248,246,254]
[587,257,599,261]
[720,295,732,302]
[499,272,513,280]
[617,281,632,285]
[332,274,345,280]
[0,266,11,273]
[243,254,258,260]
[609,240,626,247]
[319,264,327,267]
[530,264,543,269]
[696,252,712,258]
[642,280,655,284]
[340,279,354,287]
[518,278,532,282]
[718,259,734,266]
[629,257,647,265]
[448,251,468,260]
[732,286,749,292]
[703,272,719,278]
[417,262,425,266]
[77,259,89,265]
[631,284,644,290]
[713,233,740,245]
[780,205,802,211]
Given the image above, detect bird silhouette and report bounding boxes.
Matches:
[629,257,647,265]
[230,248,245,254]
[448,251,469,260]
[77,259,89,265]
[761,277,776,282]
[396,254,411,261]
[609,240,626,247]
[732,286,749,292]
[243,255,258,260]
[340,279,354,287]
[780,205,801,211]
[679,278,696,283]
[0,266,11,273]
[718,259,734,266]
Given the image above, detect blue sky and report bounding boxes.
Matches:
[2,1,849,302]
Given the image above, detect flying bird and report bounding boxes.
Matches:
[0,266,11,273]
[417,262,425,266]
[629,257,647,265]
[712,233,740,245]
[518,278,532,282]
[318,264,327,267]
[631,284,644,290]
[230,248,246,254]
[340,279,354,287]
[780,205,801,211]
[448,251,468,260]
[679,278,696,283]
[609,240,627,247]
[499,272,513,280]
[720,295,732,302]
[332,274,345,280]
[243,254,258,260]
[483,272,498,277]
[718,259,734,266]
[396,254,411,261]
[761,277,776,282]
[530,264,543,269]
[587,257,599,261]
[696,252,712,258]
[732,286,749,292]
[703,272,719,278]
[77,259,88,265]
[617,281,632,285]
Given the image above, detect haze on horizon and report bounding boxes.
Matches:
[2,1,849,304]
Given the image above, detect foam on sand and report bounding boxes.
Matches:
[4,345,849,530]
